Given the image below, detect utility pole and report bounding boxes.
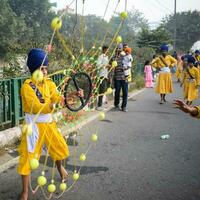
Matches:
[173,0,177,51]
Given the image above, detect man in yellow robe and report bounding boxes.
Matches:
[18,48,69,200]
[181,55,200,105]
[194,50,200,62]
[151,44,177,104]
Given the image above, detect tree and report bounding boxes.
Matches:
[137,26,172,51]
[0,0,27,58]
[163,10,200,51]
[8,0,55,49]
[109,7,149,48]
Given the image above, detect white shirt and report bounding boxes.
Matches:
[123,54,133,68]
[97,54,109,78]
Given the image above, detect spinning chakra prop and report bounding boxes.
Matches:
[21,0,128,199]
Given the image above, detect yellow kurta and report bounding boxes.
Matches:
[182,66,200,101]
[195,55,200,62]
[151,55,177,94]
[18,78,69,175]
[175,60,183,80]
[194,106,200,118]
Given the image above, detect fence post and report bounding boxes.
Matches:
[12,79,20,126]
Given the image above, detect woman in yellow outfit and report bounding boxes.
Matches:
[194,50,200,62]
[151,44,177,104]
[18,48,70,200]
[194,50,200,75]
[180,55,200,105]
[175,56,183,82]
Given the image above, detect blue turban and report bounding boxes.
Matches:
[195,50,200,54]
[27,48,48,73]
[160,44,169,52]
[187,55,196,64]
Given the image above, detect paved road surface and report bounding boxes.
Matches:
[0,81,200,200]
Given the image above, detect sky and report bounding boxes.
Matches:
[50,0,200,26]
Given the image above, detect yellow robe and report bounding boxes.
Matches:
[194,106,200,118]
[182,66,200,101]
[151,55,177,94]
[18,78,69,175]
[195,55,200,62]
[175,60,183,80]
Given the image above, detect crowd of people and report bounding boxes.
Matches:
[96,43,200,114]
[96,43,133,112]
[142,45,200,106]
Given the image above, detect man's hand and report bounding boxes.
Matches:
[77,89,84,98]
[60,96,65,107]
[173,99,198,115]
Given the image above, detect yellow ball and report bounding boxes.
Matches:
[91,134,98,142]
[79,153,86,161]
[73,172,79,181]
[51,17,62,30]
[106,87,113,94]
[59,183,67,191]
[116,36,122,43]
[48,184,56,193]
[32,70,44,82]
[99,112,105,120]
[37,176,47,186]
[112,61,118,68]
[30,158,39,170]
[120,11,128,19]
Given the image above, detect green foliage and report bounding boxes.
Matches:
[134,74,145,89]
[137,26,172,50]
[8,0,55,48]
[162,10,200,51]
[110,8,149,48]
[0,0,27,58]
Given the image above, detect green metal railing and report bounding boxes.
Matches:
[0,65,142,130]
[0,73,64,130]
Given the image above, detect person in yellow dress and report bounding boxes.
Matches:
[175,56,183,82]
[18,48,70,200]
[173,99,200,118]
[180,55,200,105]
[194,50,200,62]
[151,44,177,104]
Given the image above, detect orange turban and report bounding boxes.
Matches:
[125,47,132,54]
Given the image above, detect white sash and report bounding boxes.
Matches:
[25,113,52,153]
[159,66,170,73]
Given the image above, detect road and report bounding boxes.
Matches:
[1,80,200,200]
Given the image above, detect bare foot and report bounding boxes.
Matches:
[60,166,68,182]
[20,193,28,200]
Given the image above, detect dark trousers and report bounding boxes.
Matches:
[114,79,128,108]
[98,78,108,107]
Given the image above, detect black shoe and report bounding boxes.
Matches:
[159,100,164,104]
[113,106,120,111]
[122,107,128,112]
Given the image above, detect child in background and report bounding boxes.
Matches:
[122,47,133,79]
[144,60,153,88]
